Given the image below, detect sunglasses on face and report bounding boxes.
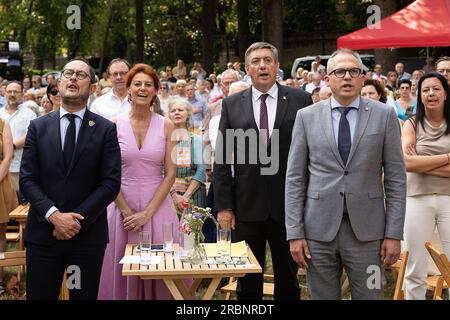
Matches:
[49,88,59,96]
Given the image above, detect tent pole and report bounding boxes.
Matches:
[427,47,430,59]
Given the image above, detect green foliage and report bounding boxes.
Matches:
[0,0,418,71]
[283,0,347,36]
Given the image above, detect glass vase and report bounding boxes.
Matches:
[188,232,206,265]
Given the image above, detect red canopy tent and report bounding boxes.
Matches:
[337,0,450,50]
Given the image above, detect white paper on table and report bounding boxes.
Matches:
[0,252,5,260]
[119,255,162,265]
[235,264,257,269]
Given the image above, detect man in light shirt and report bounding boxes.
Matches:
[90,58,131,120]
[0,81,36,190]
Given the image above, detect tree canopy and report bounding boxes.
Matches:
[0,0,415,73]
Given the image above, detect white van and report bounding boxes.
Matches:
[290,54,375,78]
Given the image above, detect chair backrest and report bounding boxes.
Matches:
[425,242,450,287]
[0,251,26,267]
[393,251,409,300]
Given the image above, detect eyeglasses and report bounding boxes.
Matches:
[437,68,450,75]
[110,71,127,78]
[6,90,20,95]
[329,68,362,78]
[62,69,91,80]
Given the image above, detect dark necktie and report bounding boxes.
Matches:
[63,114,77,169]
[260,94,269,144]
[337,107,354,165]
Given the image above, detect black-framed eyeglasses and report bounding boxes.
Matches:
[61,69,91,80]
[329,68,362,78]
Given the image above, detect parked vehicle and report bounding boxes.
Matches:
[0,41,24,81]
[291,54,375,78]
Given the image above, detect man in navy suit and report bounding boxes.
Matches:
[20,58,121,300]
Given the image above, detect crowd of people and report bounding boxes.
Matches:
[0,42,449,301]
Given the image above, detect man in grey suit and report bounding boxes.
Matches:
[285,48,406,300]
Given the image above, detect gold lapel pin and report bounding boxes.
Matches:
[89,120,95,127]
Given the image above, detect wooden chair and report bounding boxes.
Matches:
[0,251,70,300]
[392,251,409,300]
[6,225,20,243]
[221,269,307,299]
[0,250,26,283]
[425,242,450,300]
[221,274,276,299]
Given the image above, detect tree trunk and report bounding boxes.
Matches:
[68,1,87,59]
[201,0,217,75]
[18,0,34,50]
[237,0,250,62]
[100,1,114,73]
[373,0,398,72]
[261,0,283,63]
[135,0,144,63]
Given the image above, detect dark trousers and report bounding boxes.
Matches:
[26,242,106,300]
[236,218,300,300]
[203,180,218,243]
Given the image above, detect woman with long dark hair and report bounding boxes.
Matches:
[401,72,450,299]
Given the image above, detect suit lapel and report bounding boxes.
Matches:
[347,98,371,165]
[273,84,288,129]
[67,109,97,176]
[321,99,345,167]
[48,111,65,169]
[270,84,288,146]
[242,87,258,131]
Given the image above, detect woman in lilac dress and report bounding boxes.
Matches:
[98,64,177,300]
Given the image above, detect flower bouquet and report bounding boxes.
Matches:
[179,206,217,264]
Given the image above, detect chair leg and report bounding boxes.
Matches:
[59,272,70,300]
[341,275,349,292]
[224,277,235,300]
[433,276,444,300]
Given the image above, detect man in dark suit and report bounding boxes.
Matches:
[214,42,313,300]
[20,58,121,300]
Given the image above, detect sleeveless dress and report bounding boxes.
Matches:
[0,118,18,224]
[98,112,180,300]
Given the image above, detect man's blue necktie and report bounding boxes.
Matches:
[337,107,354,165]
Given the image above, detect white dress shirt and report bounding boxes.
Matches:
[252,83,278,138]
[0,105,36,172]
[90,90,130,120]
[330,96,360,147]
[59,107,85,148]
